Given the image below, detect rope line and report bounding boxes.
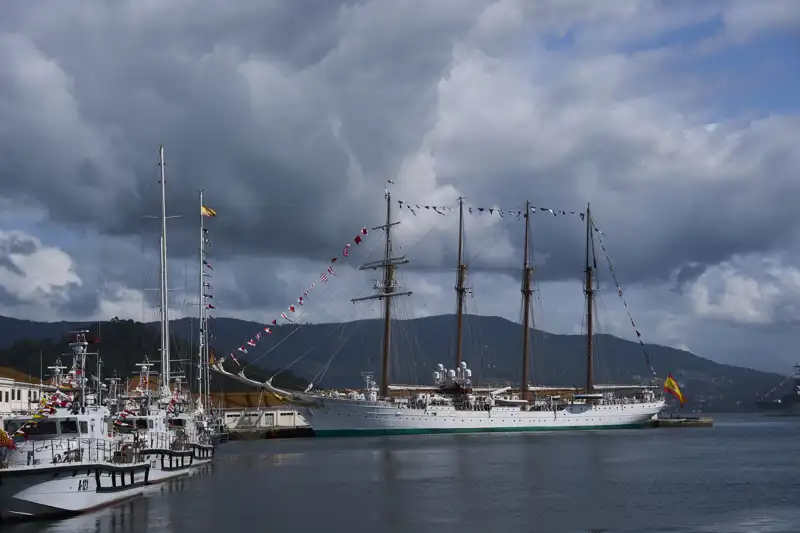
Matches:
[591,220,658,381]
[239,234,385,371]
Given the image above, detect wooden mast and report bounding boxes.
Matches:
[352,190,412,398]
[520,200,533,400]
[454,196,467,368]
[379,193,395,398]
[584,203,594,394]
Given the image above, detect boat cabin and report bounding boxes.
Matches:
[114,413,170,434]
[2,410,109,441]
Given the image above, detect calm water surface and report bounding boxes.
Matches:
[7,414,800,533]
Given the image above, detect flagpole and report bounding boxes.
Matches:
[198,189,205,408]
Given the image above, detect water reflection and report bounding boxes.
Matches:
[6,421,800,533]
[6,496,149,533]
[4,465,213,533]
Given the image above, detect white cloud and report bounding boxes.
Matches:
[96,283,149,322]
[724,0,800,41]
[0,0,798,373]
[689,255,800,325]
[0,230,81,305]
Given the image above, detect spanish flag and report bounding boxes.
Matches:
[201,205,217,217]
[663,373,685,406]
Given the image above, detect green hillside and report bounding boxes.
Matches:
[0,314,787,412]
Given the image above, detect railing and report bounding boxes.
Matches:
[0,437,147,469]
[141,431,187,451]
[392,393,662,412]
[132,430,211,451]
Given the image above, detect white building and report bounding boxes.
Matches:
[0,376,45,416]
[221,407,309,429]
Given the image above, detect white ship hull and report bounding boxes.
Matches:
[302,398,665,437]
[0,462,149,521]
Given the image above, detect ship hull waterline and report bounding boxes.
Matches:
[0,462,150,522]
[756,408,800,417]
[212,363,665,439]
[0,448,214,522]
[313,423,648,437]
[300,399,665,438]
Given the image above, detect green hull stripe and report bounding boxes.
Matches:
[313,423,646,438]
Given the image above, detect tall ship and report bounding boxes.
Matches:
[756,364,800,416]
[215,191,665,436]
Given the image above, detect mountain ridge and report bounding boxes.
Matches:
[0,314,788,412]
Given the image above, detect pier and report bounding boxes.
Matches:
[648,415,714,428]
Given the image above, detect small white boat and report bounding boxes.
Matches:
[0,332,150,522]
[112,406,215,484]
[114,145,217,476]
[0,414,150,521]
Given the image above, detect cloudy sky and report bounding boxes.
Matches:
[0,0,798,373]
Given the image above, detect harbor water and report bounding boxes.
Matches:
[7,414,800,533]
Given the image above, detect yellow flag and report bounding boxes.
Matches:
[201,205,217,217]
[663,374,685,406]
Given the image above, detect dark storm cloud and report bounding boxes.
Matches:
[3,236,38,256]
[0,0,486,269]
[0,256,25,278]
[0,0,798,327]
[0,231,48,280]
[56,230,310,319]
[428,110,800,285]
[204,257,304,312]
[52,285,101,320]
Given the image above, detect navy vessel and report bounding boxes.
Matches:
[757,364,800,416]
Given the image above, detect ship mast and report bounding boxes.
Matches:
[352,190,412,398]
[454,196,467,367]
[584,203,595,394]
[158,145,171,398]
[520,201,533,400]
